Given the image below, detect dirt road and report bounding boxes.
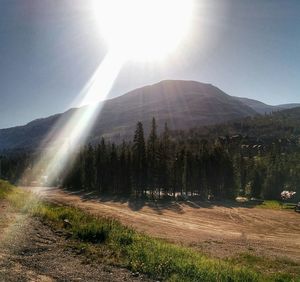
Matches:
[26,187,300,262]
[0,199,150,282]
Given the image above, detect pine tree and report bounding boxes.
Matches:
[95,138,107,193]
[171,149,184,198]
[251,168,263,198]
[147,117,159,197]
[109,143,119,194]
[82,144,95,191]
[182,150,189,196]
[159,122,171,197]
[119,142,132,195]
[132,122,147,197]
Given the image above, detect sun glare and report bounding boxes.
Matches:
[93,0,194,61]
[25,50,123,185]
[21,1,195,186]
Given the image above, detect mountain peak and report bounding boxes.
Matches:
[1,80,298,151]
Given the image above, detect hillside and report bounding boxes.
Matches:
[1,80,300,151]
[234,96,300,114]
[91,80,257,141]
[0,80,258,150]
[177,106,300,143]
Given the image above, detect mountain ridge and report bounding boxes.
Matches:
[0,80,299,151]
[233,96,300,114]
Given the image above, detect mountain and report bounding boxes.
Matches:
[0,80,258,151]
[0,108,78,151]
[233,96,300,114]
[277,103,300,110]
[0,79,296,151]
[90,80,257,141]
[186,106,300,141]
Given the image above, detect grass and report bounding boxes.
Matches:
[0,179,13,199]
[257,200,295,210]
[32,203,260,281]
[228,253,300,280]
[1,180,299,282]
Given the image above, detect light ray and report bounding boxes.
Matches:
[2,0,196,248]
[20,0,195,186]
[22,50,125,185]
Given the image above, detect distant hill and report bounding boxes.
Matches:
[182,106,300,142]
[277,103,300,110]
[0,80,298,151]
[234,96,300,114]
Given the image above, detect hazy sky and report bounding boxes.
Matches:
[0,0,300,128]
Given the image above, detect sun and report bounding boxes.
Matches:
[93,0,194,62]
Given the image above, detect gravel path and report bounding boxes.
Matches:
[0,200,151,282]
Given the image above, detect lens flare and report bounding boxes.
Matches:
[93,0,194,61]
[21,51,124,185]
[20,0,195,186]
[3,1,196,252]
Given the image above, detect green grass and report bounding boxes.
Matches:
[0,179,13,199]
[1,180,299,282]
[31,203,259,281]
[228,253,300,281]
[257,200,295,210]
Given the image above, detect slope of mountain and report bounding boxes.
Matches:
[277,103,300,110]
[234,96,300,114]
[0,80,270,150]
[185,106,300,141]
[91,80,257,141]
[233,97,277,114]
[0,108,80,151]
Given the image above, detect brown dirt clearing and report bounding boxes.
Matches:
[25,187,300,262]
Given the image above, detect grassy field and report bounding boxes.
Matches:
[257,200,296,210]
[1,180,299,282]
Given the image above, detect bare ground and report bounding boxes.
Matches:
[0,200,151,282]
[25,187,300,263]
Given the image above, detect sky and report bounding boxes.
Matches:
[0,0,300,128]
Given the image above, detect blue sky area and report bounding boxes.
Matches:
[0,0,299,128]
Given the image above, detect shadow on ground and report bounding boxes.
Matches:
[58,188,273,214]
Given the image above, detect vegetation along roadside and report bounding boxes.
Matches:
[0,180,299,282]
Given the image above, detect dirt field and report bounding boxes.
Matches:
[25,187,300,262]
[0,199,151,282]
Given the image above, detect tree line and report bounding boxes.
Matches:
[1,116,300,201]
[61,118,300,200]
